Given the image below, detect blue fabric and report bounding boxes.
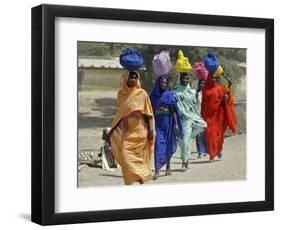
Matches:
[204,52,219,73]
[196,131,208,155]
[119,48,144,71]
[150,76,183,171]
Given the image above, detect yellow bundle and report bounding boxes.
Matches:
[175,50,192,73]
[214,65,224,77]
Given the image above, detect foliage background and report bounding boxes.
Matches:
[78,42,246,94]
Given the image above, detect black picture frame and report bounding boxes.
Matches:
[31,4,274,225]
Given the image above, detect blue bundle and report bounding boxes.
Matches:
[119,48,144,71]
[204,53,220,73]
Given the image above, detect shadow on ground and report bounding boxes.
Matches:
[99,174,123,178]
[79,97,117,129]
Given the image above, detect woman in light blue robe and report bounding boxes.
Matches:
[173,73,207,170]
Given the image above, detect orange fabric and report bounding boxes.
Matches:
[201,74,237,160]
[110,71,155,185]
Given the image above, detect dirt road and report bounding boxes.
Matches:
[78,90,246,187]
[78,133,246,187]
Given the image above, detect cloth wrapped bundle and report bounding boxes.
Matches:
[175,50,192,73]
[119,48,144,71]
[194,62,208,80]
[152,51,172,77]
[204,53,220,73]
[214,65,224,77]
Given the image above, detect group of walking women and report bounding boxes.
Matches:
[107,49,237,185]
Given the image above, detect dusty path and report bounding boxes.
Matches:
[78,90,246,187]
[78,134,246,187]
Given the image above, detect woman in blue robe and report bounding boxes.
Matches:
[150,76,183,180]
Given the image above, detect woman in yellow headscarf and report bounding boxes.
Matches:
[108,71,155,185]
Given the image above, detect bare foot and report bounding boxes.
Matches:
[153,172,159,180]
[165,170,172,176]
[217,153,223,160]
[180,162,187,172]
[209,158,214,163]
[165,162,172,176]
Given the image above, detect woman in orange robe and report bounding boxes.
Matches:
[201,72,237,161]
[108,71,155,185]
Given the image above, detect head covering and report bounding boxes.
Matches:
[204,52,220,73]
[119,71,141,96]
[175,50,192,73]
[119,48,144,71]
[149,76,170,113]
[194,62,208,80]
[152,51,172,77]
[150,76,184,138]
[112,71,150,128]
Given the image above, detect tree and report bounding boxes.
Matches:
[78,41,246,94]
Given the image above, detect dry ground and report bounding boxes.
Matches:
[78,90,246,187]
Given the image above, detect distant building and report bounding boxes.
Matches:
[78,57,124,90]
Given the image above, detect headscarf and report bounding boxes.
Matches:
[119,71,141,95]
[112,71,154,128]
[150,76,184,138]
[150,76,173,113]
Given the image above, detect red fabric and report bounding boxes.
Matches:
[201,74,237,160]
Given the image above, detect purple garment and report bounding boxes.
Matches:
[150,76,183,171]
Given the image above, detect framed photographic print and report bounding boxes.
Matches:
[31,4,274,225]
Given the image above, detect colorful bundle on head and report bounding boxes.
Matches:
[194,62,208,80]
[214,65,224,77]
[203,52,220,73]
[119,48,144,71]
[152,51,172,77]
[175,50,192,73]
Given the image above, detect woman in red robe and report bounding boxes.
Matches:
[201,70,237,161]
